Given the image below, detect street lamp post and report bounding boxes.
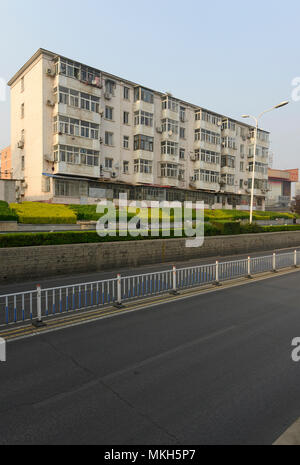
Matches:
[242,101,289,224]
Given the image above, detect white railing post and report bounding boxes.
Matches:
[0,338,6,362]
[33,285,46,328]
[170,266,179,295]
[273,253,277,273]
[294,250,298,268]
[114,274,124,308]
[247,257,252,279]
[215,261,221,286]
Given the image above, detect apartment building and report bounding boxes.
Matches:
[266,168,299,210]
[0,146,12,179]
[7,49,270,208]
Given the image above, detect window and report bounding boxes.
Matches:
[160,163,178,178]
[194,170,220,184]
[221,174,235,186]
[195,129,221,145]
[179,149,185,160]
[248,178,268,190]
[105,79,116,95]
[21,77,24,92]
[162,119,178,135]
[80,93,90,111]
[55,179,81,198]
[162,97,179,113]
[124,87,130,100]
[180,107,186,123]
[54,145,99,166]
[222,120,236,132]
[134,135,154,152]
[195,111,221,126]
[123,161,129,174]
[105,106,113,120]
[56,58,100,84]
[21,156,25,171]
[70,89,79,108]
[123,136,129,149]
[21,103,24,119]
[240,180,244,189]
[56,86,99,112]
[161,141,179,156]
[195,149,220,165]
[134,111,153,127]
[105,158,113,170]
[221,155,235,168]
[180,127,186,139]
[134,159,153,174]
[105,132,114,146]
[248,162,268,175]
[178,169,185,181]
[123,111,129,125]
[222,137,236,149]
[134,87,154,104]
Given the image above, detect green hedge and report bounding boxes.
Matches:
[0,223,300,248]
[0,201,18,221]
[0,230,194,248]
[262,225,300,233]
[211,221,241,235]
[205,209,298,221]
[10,202,77,224]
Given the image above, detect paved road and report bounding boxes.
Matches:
[1,271,300,444]
[0,245,299,296]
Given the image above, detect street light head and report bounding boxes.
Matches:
[242,115,250,119]
[274,100,289,109]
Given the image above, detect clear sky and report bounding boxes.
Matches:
[0,0,299,170]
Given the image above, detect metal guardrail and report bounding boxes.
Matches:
[0,250,299,328]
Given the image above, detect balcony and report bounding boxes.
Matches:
[54,161,100,179]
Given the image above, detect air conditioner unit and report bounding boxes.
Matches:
[22,183,28,189]
[47,99,55,107]
[44,153,55,163]
[99,138,104,144]
[46,68,55,77]
[111,172,117,179]
[242,136,246,141]
[190,155,196,161]
[104,92,112,100]
[156,127,163,134]
[17,140,24,149]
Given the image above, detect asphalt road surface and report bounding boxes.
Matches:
[1,271,300,445]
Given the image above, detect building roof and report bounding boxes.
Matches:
[268,168,299,182]
[7,48,269,134]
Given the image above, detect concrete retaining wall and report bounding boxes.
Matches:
[1,230,300,282]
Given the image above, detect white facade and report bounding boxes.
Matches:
[8,49,270,208]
